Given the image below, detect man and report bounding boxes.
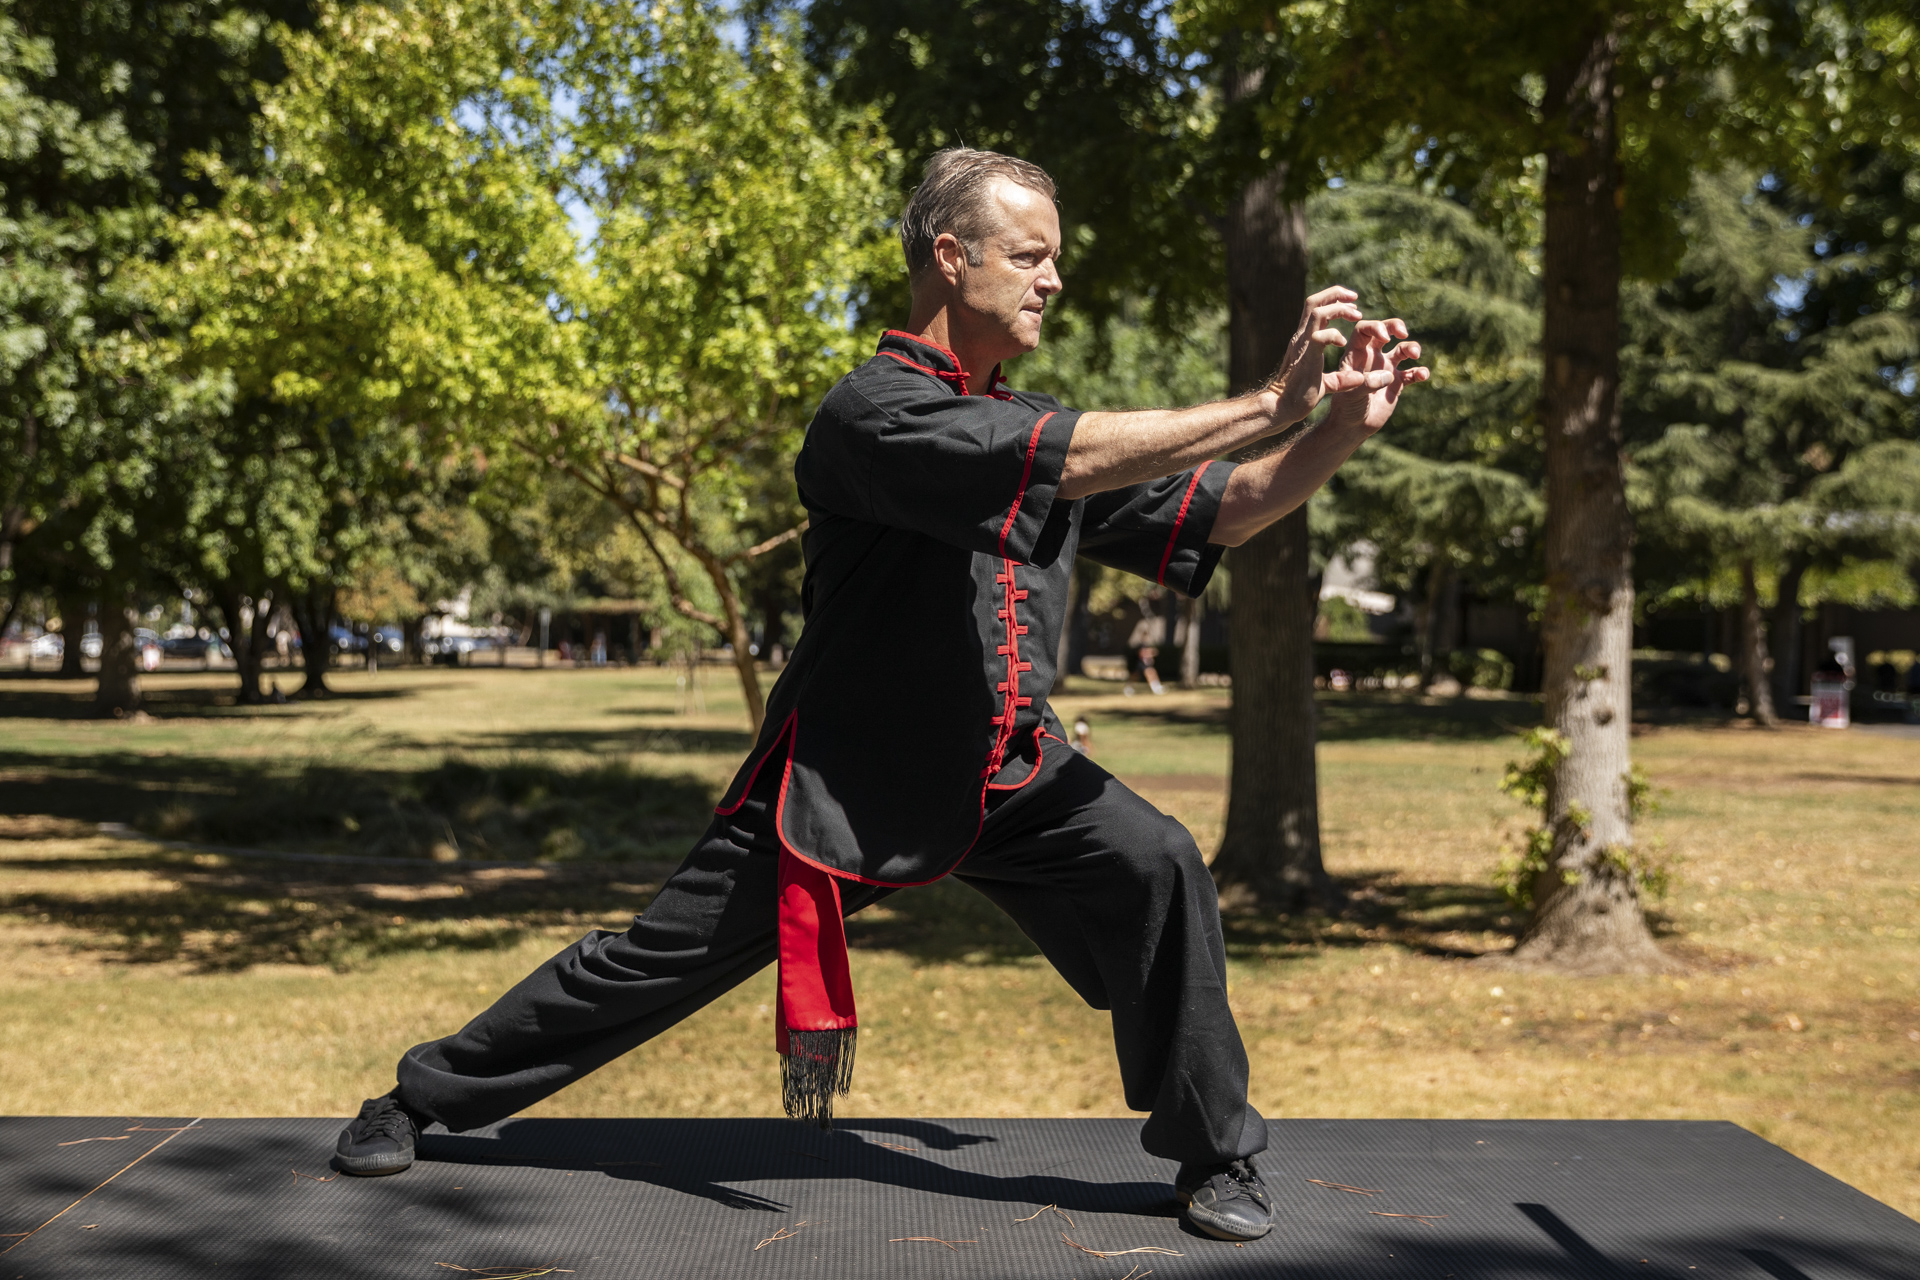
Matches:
[334,148,1426,1245]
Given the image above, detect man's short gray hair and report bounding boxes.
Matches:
[899,148,1057,278]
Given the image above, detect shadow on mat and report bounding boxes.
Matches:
[416,1118,1179,1219]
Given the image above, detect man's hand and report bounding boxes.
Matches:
[1265,286,1371,426]
[1323,318,1429,434]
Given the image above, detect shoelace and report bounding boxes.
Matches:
[359,1101,414,1142]
[1222,1160,1267,1202]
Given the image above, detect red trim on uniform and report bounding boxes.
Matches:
[984,733,1045,791]
[996,412,1055,558]
[882,330,973,394]
[714,711,796,814]
[877,349,943,379]
[1155,461,1213,587]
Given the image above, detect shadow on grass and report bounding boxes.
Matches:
[1217,869,1521,962]
[0,679,418,720]
[1073,688,1543,743]
[0,849,676,971]
[0,747,718,863]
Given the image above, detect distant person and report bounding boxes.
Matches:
[332,147,1426,1245]
[1124,615,1164,696]
[1071,715,1094,756]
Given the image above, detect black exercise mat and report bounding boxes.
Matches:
[1,1117,1914,1278]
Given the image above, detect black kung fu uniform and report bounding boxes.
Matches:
[394,330,1269,1165]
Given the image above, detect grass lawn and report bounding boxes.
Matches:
[1,665,1916,1217]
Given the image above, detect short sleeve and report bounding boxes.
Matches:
[796,378,1081,564]
[1077,460,1236,597]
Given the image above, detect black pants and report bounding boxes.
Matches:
[394,745,1267,1167]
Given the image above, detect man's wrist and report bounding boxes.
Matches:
[1251,387,1285,428]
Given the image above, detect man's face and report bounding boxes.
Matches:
[947,179,1063,364]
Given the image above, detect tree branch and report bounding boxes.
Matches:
[742,520,808,560]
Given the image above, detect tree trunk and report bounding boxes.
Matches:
[57,590,89,678]
[209,582,272,705]
[93,587,142,716]
[404,616,426,666]
[1418,559,1457,689]
[1208,132,1328,908]
[1181,594,1203,688]
[685,550,766,735]
[1507,25,1671,974]
[1737,558,1777,726]
[1769,557,1807,712]
[1063,559,1093,681]
[286,581,335,697]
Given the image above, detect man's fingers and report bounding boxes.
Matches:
[1351,319,1394,347]
[1400,366,1432,384]
[1387,340,1422,364]
[1304,285,1359,311]
[1322,368,1372,394]
[1312,303,1363,330]
[1310,328,1350,348]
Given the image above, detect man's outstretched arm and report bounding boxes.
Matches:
[1207,319,1428,547]
[1058,286,1384,501]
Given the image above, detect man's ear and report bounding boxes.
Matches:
[931,231,967,287]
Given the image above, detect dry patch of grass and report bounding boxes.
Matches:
[1,669,1916,1219]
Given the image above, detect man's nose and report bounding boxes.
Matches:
[1037,257,1063,296]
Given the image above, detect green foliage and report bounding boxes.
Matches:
[1628,168,1919,642]
[1309,180,1544,602]
[1318,595,1374,644]
[1494,730,1670,909]
[1017,306,1226,411]
[803,0,1220,332]
[1449,648,1515,691]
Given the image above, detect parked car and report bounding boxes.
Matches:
[162,634,211,660]
[28,633,63,660]
[426,634,500,664]
[329,625,368,655]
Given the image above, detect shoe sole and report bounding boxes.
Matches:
[332,1150,414,1176]
[1179,1192,1274,1242]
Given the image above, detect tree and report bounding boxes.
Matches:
[161,0,581,696]
[1297,178,1548,704]
[2,0,310,711]
[523,3,894,734]
[165,1,892,726]
[1179,0,1909,969]
[1630,170,1920,727]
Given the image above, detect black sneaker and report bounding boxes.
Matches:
[1176,1157,1274,1241]
[333,1095,420,1176]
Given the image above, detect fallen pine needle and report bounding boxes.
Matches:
[57,1136,132,1147]
[290,1168,334,1184]
[123,1125,203,1133]
[873,1142,916,1152]
[889,1237,975,1251]
[1369,1212,1449,1226]
[432,1265,572,1279]
[1060,1234,1183,1259]
[1014,1203,1075,1228]
[1306,1178,1383,1196]
[1113,1268,1154,1280]
[753,1222,808,1250]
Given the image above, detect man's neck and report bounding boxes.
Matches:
[901,303,1007,391]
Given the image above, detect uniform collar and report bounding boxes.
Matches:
[877,330,1009,398]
